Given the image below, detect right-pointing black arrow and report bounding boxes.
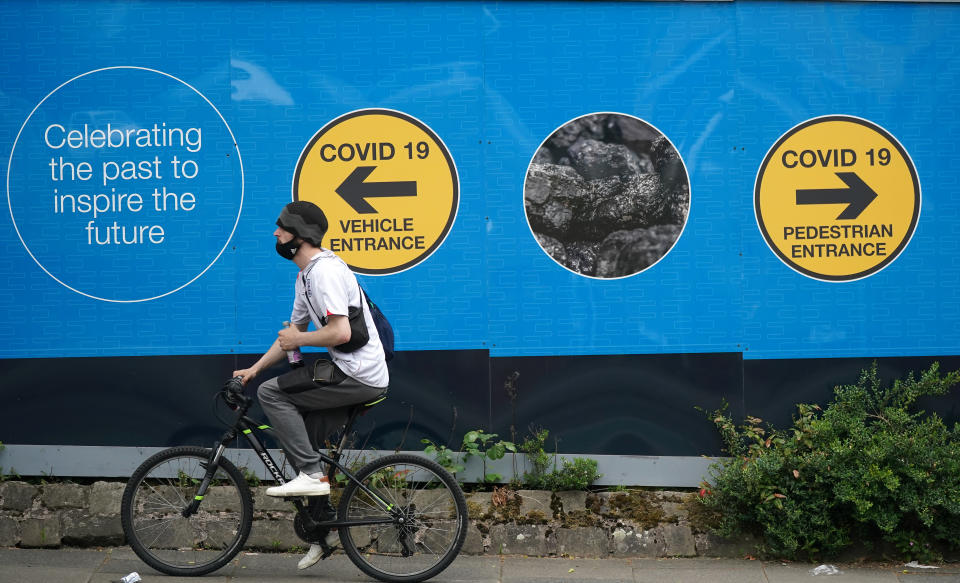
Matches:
[336,166,418,214]
[796,171,878,220]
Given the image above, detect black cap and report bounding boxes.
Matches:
[276,201,328,246]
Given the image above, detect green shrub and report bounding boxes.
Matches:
[423,430,516,483]
[520,428,552,481]
[700,362,960,561]
[520,428,600,490]
[461,430,516,483]
[421,439,465,475]
[423,426,600,489]
[546,457,601,491]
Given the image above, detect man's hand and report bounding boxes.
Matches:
[277,325,302,351]
[232,367,258,385]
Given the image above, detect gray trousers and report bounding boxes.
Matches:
[257,359,386,476]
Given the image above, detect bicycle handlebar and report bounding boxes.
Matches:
[222,376,252,409]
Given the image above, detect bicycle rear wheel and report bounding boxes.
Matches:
[120,446,253,576]
[337,453,468,583]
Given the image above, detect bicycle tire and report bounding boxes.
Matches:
[120,446,253,576]
[337,453,468,583]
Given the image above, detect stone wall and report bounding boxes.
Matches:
[0,481,754,557]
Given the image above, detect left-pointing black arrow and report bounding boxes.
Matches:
[795,171,878,220]
[336,166,417,214]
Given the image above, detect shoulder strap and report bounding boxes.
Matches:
[300,255,327,325]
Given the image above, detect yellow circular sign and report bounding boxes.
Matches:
[755,115,920,281]
[294,109,459,274]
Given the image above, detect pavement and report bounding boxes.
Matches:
[0,548,958,583]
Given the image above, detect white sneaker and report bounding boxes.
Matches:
[297,544,323,570]
[297,532,338,570]
[265,472,330,497]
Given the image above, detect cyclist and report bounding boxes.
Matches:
[233,200,389,568]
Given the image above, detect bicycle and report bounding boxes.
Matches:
[120,377,468,582]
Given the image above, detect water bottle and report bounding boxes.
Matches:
[282,321,304,368]
[119,573,141,583]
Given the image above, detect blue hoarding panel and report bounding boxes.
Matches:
[0,1,957,363]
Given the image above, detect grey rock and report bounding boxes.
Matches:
[554,527,608,558]
[527,169,671,253]
[586,492,613,515]
[204,485,247,512]
[88,481,124,515]
[664,183,690,226]
[534,233,567,267]
[208,518,256,549]
[0,516,19,546]
[586,173,667,239]
[524,163,586,206]
[466,492,493,506]
[614,116,661,144]
[461,523,485,554]
[532,146,553,164]
[654,490,689,521]
[244,518,301,551]
[659,501,687,521]
[41,483,85,509]
[569,139,645,181]
[548,116,606,150]
[0,481,37,511]
[659,523,696,557]
[553,491,587,515]
[594,225,683,278]
[253,487,294,512]
[517,490,552,516]
[20,517,61,548]
[695,532,759,558]
[610,526,661,557]
[525,163,591,240]
[654,490,690,502]
[561,241,598,276]
[466,491,493,516]
[636,153,656,174]
[61,510,124,547]
[652,135,687,191]
[411,489,458,519]
[537,200,575,236]
[488,524,546,556]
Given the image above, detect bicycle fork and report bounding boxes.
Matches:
[181,440,230,518]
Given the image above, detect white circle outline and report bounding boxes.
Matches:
[522,111,692,280]
[6,65,245,303]
[291,107,460,276]
[752,113,921,283]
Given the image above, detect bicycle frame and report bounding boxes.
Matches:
[183,398,399,533]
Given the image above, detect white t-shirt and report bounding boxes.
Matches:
[290,250,389,389]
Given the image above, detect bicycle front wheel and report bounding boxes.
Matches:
[120,446,253,576]
[337,453,468,583]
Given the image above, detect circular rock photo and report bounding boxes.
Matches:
[524,113,690,279]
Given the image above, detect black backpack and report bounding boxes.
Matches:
[361,287,395,362]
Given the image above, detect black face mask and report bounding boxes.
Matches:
[276,238,300,260]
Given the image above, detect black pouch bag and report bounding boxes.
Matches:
[277,359,347,394]
[333,305,369,352]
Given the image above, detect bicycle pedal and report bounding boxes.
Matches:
[320,546,337,560]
